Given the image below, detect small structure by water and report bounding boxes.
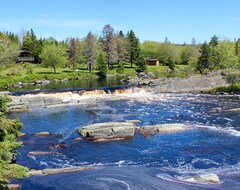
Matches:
[145,58,159,66]
[17,50,34,63]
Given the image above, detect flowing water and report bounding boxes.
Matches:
[10,92,240,189]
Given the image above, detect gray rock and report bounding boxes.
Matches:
[0,91,10,96]
[7,184,21,190]
[78,122,135,140]
[8,103,29,112]
[124,120,141,124]
[61,78,68,83]
[43,96,62,106]
[21,96,44,108]
[28,169,44,176]
[147,72,155,78]
[42,166,98,175]
[140,124,189,137]
[35,80,51,85]
[34,132,50,136]
[27,151,55,156]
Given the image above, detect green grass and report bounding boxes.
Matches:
[0,62,194,89]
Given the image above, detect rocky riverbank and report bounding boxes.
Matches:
[123,71,228,93]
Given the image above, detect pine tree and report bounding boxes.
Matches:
[197,42,210,73]
[116,61,124,74]
[235,38,240,57]
[96,52,107,78]
[209,35,219,46]
[127,30,140,68]
[135,52,146,73]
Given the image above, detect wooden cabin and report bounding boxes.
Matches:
[17,50,34,63]
[145,58,159,66]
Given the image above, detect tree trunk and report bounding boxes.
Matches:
[53,66,56,74]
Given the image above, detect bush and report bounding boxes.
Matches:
[6,65,23,76]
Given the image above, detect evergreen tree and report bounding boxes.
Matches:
[235,38,240,58]
[127,30,140,68]
[96,52,107,78]
[209,35,219,46]
[22,29,42,63]
[116,61,124,74]
[135,52,146,73]
[197,42,210,73]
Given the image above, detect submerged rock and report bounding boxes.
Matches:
[34,132,50,136]
[124,120,141,124]
[140,124,190,137]
[27,151,55,156]
[78,122,135,141]
[42,166,98,175]
[28,169,44,176]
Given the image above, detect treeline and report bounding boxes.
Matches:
[1,25,240,80]
[0,96,28,188]
[0,25,146,77]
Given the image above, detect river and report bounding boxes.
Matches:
[10,92,240,189]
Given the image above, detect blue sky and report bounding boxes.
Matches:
[0,0,239,43]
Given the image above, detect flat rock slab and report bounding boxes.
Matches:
[140,124,190,137]
[34,132,50,136]
[27,151,55,156]
[78,122,135,140]
[42,166,98,175]
[124,120,141,124]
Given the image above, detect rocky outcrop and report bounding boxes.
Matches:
[140,124,190,137]
[78,122,135,141]
[29,166,99,176]
[124,71,228,93]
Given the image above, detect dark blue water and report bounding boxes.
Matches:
[11,93,240,189]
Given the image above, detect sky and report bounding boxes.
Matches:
[0,0,240,44]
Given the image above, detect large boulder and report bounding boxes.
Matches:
[78,122,135,141]
[140,124,190,137]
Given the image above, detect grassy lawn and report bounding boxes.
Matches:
[0,62,191,89]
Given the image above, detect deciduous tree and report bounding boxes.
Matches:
[40,43,68,73]
[84,32,98,72]
[68,37,80,69]
[102,24,117,70]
